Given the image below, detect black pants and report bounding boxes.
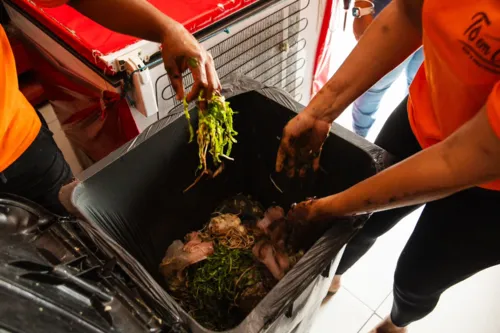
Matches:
[0,119,73,215]
[336,97,500,327]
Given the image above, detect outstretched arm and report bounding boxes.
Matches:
[276,0,424,176]
[297,102,500,221]
[36,0,220,101]
[69,0,220,101]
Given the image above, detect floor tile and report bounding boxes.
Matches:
[358,314,383,333]
[39,104,84,175]
[372,249,500,333]
[310,287,373,333]
[374,267,500,332]
[375,293,393,318]
[342,208,421,311]
[38,103,58,124]
[52,128,83,176]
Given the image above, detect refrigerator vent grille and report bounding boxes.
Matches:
[155,0,310,120]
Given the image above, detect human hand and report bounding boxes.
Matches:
[276,112,331,177]
[287,198,320,223]
[161,19,221,103]
[58,179,84,219]
[286,197,335,249]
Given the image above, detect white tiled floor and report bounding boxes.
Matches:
[309,209,421,333]
[342,208,421,311]
[359,314,384,333]
[375,294,393,318]
[311,288,373,333]
[310,14,500,333]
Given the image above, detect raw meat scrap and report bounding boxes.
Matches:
[183,232,205,252]
[208,213,243,235]
[160,237,214,280]
[252,240,289,281]
[256,206,284,232]
[256,206,288,249]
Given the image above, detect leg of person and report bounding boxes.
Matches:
[352,58,409,137]
[0,123,73,215]
[385,187,500,329]
[404,47,424,89]
[326,97,422,298]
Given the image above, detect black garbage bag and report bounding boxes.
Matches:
[0,194,166,333]
[72,76,388,333]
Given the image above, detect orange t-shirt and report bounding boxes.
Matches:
[0,0,67,172]
[0,25,41,172]
[408,0,500,190]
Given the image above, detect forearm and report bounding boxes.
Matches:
[317,146,464,217]
[310,0,422,122]
[69,0,174,43]
[314,106,500,217]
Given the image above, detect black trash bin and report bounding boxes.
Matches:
[0,194,165,333]
[70,77,388,333]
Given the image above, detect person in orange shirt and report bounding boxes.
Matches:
[0,0,220,215]
[277,0,500,332]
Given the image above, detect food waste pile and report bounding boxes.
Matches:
[159,195,304,330]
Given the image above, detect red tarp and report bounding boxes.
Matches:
[23,40,139,165]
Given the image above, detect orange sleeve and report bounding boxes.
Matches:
[486,81,500,139]
[33,0,68,8]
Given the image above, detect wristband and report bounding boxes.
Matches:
[352,0,375,18]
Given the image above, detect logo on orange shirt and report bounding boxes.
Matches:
[461,12,500,74]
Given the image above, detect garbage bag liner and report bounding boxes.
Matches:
[72,75,389,333]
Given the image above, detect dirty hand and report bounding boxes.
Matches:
[287,198,320,223]
[287,196,338,224]
[161,18,221,103]
[276,112,331,177]
[286,196,336,225]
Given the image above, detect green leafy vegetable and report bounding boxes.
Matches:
[183,98,194,142]
[189,245,259,303]
[183,93,238,191]
[184,244,261,329]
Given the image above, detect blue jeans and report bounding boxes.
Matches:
[352,47,424,137]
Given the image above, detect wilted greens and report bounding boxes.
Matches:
[183,93,238,191]
[184,244,265,330]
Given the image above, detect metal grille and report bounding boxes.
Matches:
[155,0,310,117]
